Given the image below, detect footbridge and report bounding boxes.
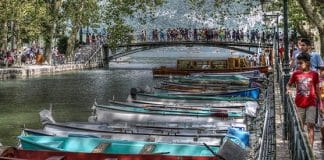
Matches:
[105,41,273,61]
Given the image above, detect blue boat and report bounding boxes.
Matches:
[18,135,219,156]
[136,91,258,101]
[152,88,260,99]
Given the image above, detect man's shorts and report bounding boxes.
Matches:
[296,106,317,125]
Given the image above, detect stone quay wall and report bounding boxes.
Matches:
[0,63,99,80]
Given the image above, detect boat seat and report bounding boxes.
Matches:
[140,144,156,154]
[46,156,65,160]
[91,142,111,153]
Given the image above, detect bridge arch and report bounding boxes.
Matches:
[105,41,273,61]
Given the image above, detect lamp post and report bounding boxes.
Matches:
[282,0,290,140]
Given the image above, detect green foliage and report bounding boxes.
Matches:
[103,0,164,50]
[107,22,134,49]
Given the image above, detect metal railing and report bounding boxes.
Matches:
[285,95,315,160]
[257,77,276,160]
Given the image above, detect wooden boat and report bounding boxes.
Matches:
[190,70,261,77]
[39,108,246,134]
[153,58,268,77]
[158,82,253,92]
[91,103,245,123]
[168,77,250,86]
[18,135,219,156]
[0,147,220,160]
[22,128,224,146]
[133,92,256,103]
[130,99,249,108]
[109,100,244,112]
[150,87,260,99]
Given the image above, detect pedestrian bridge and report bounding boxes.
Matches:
[106,41,273,61]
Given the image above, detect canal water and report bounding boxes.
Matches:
[0,47,237,145]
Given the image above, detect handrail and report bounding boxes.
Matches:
[286,95,315,160]
[257,78,276,160]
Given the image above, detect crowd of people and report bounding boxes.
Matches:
[0,46,46,67]
[139,28,276,43]
[0,35,104,67]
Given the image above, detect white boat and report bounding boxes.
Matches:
[90,103,245,123]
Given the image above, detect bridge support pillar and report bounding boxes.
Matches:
[102,44,110,67]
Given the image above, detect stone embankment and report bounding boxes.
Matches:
[0,63,99,80]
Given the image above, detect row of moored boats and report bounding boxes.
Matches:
[0,70,268,160]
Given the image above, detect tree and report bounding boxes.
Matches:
[63,0,99,57]
[103,0,164,50]
[296,0,324,56]
[42,0,63,64]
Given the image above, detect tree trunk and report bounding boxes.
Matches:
[16,22,22,50]
[66,25,80,57]
[296,0,324,56]
[44,0,62,65]
[44,23,56,64]
[295,23,313,39]
[319,29,324,57]
[1,21,8,51]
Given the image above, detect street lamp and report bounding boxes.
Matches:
[282,0,290,141]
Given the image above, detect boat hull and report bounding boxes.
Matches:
[0,147,219,160]
[18,136,219,156]
[153,66,268,77]
[92,104,245,123]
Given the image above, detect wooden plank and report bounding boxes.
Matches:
[140,144,156,154]
[91,142,111,153]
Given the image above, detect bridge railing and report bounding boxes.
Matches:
[128,33,274,45]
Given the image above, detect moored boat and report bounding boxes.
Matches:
[133,92,257,103]
[130,99,249,108]
[158,82,253,93]
[153,58,268,77]
[22,128,224,146]
[18,135,219,156]
[109,100,245,112]
[0,147,220,160]
[90,103,245,123]
[149,87,260,99]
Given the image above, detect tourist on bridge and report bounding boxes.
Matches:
[287,53,321,147]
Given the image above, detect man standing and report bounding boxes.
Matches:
[290,38,323,71]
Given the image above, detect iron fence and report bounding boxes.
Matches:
[257,76,276,160]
